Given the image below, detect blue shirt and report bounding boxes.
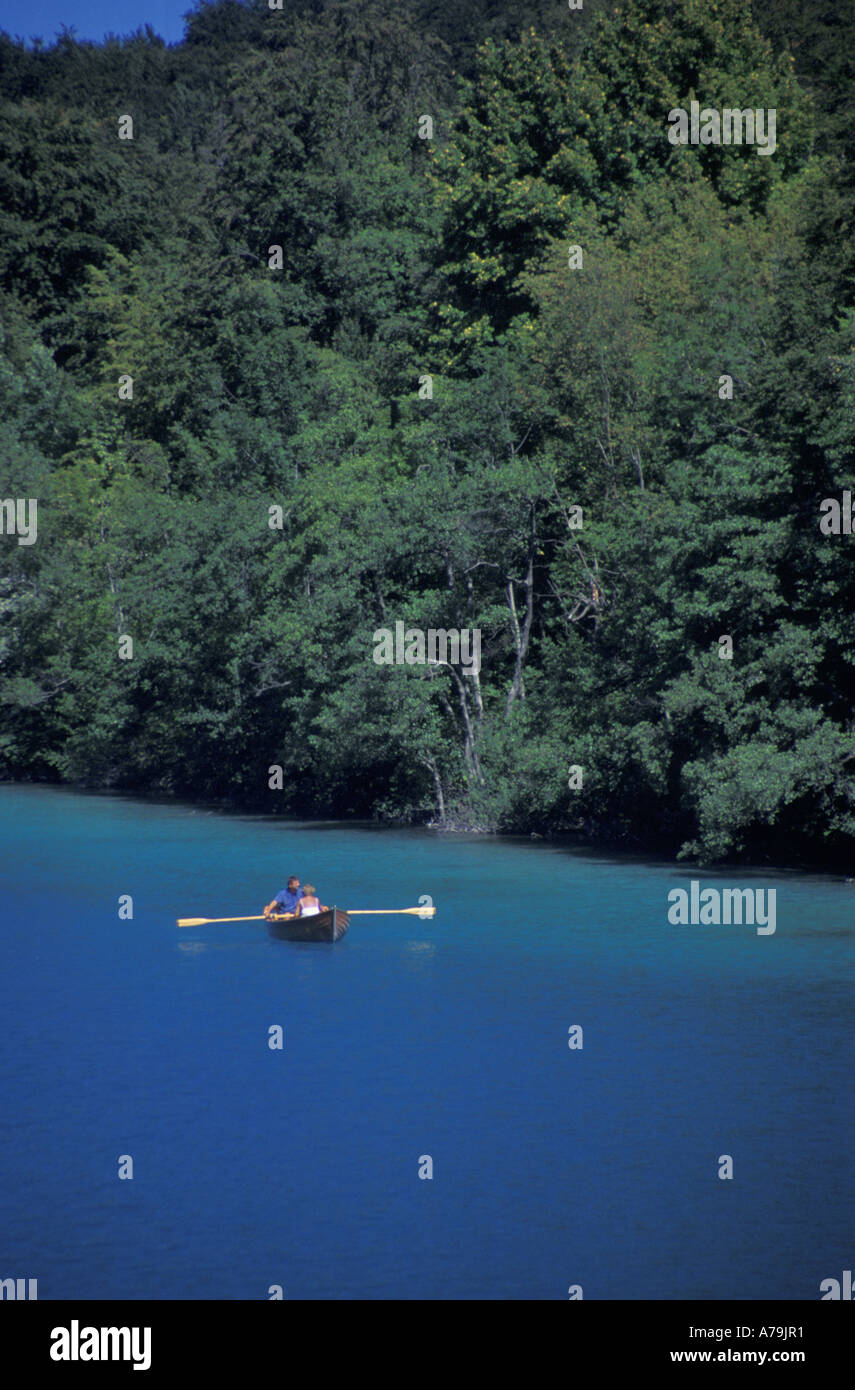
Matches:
[274,886,304,913]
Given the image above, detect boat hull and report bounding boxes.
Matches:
[267,907,349,943]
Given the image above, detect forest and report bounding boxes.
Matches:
[1,0,853,865]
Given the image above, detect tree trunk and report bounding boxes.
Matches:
[505,513,535,714]
[423,754,445,822]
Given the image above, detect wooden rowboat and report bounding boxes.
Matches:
[267,907,349,944]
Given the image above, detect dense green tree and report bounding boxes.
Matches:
[426,0,811,364]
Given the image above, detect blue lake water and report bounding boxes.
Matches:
[1,784,852,1299]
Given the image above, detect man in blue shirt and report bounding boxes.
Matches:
[264,876,304,919]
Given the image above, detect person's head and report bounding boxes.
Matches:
[303,884,316,897]
[287,876,300,890]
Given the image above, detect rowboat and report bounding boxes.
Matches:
[267,907,349,943]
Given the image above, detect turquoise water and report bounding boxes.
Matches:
[0,784,852,1299]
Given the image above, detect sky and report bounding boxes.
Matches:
[0,0,191,45]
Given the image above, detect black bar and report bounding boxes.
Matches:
[2,1300,850,1377]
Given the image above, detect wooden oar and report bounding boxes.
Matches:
[346,907,436,916]
[177,906,435,927]
[177,914,269,927]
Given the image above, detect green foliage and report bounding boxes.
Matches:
[426,0,812,364]
[0,0,853,867]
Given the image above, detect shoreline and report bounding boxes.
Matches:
[2,776,852,880]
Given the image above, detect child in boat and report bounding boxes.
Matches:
[294,884,327,917]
